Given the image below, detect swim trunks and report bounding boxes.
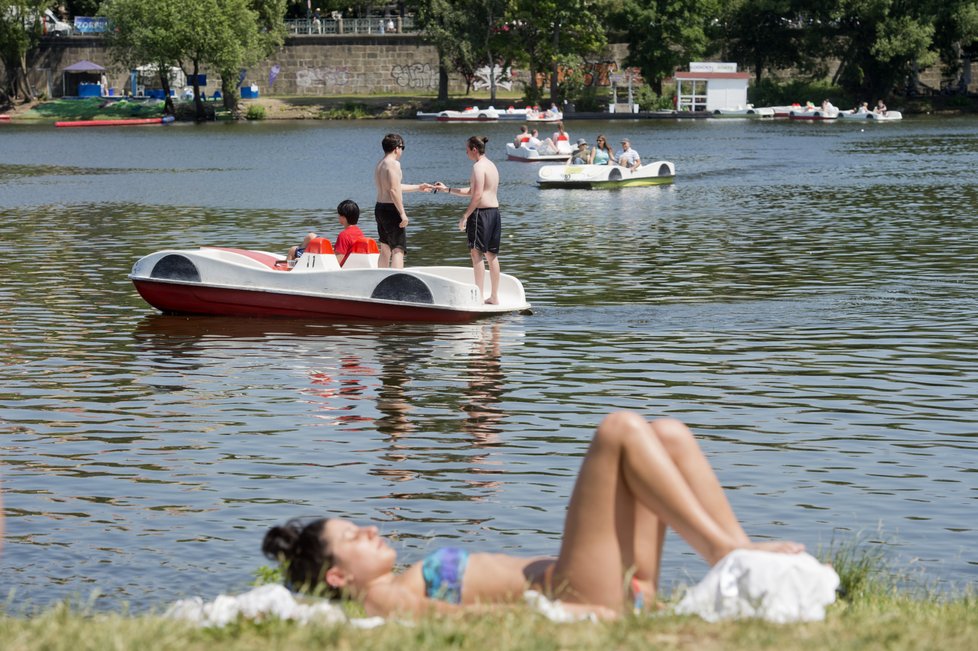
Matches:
[466,207,501,254]
[375,202,406,252]
[421,547,469,604]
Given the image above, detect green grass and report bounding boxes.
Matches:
[1,592,974,651]
[17,98,166,121]
[2,543,975,651]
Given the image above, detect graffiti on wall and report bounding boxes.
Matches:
[472,65,513,91]
[296,66,355,90]
[390,63,437,89]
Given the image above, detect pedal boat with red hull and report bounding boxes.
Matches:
[129,237,530,323]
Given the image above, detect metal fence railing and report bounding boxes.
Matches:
[285,16,416,36]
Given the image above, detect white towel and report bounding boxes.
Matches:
[674,550,840,623]
[164,584,384,628]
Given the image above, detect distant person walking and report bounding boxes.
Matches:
[435,136,503,304]
[374,133,430,268]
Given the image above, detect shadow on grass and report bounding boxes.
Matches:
[25,98,165,121]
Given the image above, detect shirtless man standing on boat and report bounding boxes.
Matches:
[435,135,502,305]
[374,133,430,268]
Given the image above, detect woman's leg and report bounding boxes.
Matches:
[553,411,800,611]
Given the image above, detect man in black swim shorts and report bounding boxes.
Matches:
[434,135,504,304]
[373,133,431,268]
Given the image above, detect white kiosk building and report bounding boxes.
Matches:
[673,62,750,112]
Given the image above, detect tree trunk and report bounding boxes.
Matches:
[549,20,560,104]
[192,60,205,121]
[437,50,448,101]
[158,68,175,115]
[221,72,239,115]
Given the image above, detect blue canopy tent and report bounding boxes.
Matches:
[62,60,106,97]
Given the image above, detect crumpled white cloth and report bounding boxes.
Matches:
[524,590,598,623]
[674,549,840,623]
[164,584,384,628]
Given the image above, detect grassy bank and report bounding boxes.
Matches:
[8,97,166,121]
[2,545,975,651]
[1,591,974,651]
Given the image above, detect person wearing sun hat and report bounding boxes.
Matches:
[572,138,590,164]
[618,138,641,170]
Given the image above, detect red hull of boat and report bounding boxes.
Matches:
[56,117,168,128]
[133,279,485,323]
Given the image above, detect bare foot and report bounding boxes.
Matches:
[748,540,806,554]
[485,297,499,305]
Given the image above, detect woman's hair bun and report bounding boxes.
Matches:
[481,136,489,144]
[262,520,301,561]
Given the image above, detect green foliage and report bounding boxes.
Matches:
[0,0,48,98]
[319,101,370,119]
[609,0,719,94]
[101,0,285,119]
[244,103,266,119]
[748,78,848,108]
[634,85,672,111]
[502,0,609,104]
[252,564,282,585]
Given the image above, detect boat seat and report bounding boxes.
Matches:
[340,238,380,268]
[292,237,341,272]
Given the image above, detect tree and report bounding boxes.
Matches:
[410,0,477,100]
[102,0,285,119]
[101,0,184,114]
[929,0,978,91]
[825,0,937,99]
[716,0,814,85]
[503,0,608,104]
[0,0,47,102]
[609,0,720,95]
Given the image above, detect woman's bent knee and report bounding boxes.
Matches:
[649,417,695,452]
[594,411,648,447]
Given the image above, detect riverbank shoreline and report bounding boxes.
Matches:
[4,94,975,123]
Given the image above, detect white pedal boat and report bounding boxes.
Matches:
[788,106,839,120]
[416,106,499,121]
[712,105,774,118]
[524,110,563,123]
[537,161,676,189]
[838,109,903,121]
[129,238,530,323]
[506,142,572,162]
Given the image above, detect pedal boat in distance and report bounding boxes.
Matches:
[129,237,530,323]
[537,161,676,189]
[506,142,572,162]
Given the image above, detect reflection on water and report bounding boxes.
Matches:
[1,117,977,610]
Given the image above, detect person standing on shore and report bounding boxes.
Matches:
[435,136,502,305]
[374,133,429,268]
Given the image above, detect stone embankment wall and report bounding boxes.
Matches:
[23,35,501,97]
[16,34,957,100]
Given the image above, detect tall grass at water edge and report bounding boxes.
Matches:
[1,542,974,651]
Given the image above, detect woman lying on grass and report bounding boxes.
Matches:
[263,411,804,618]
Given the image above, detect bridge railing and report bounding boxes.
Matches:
[285,16,416,36]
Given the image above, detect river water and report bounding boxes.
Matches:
[1,114,976,611]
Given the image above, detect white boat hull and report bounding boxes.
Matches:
[838,109,903,121]
[537,161,676,189]
[712,106,774,118]
[416,106,499,121]
[129,245,530,322]
[506,142,572,162]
